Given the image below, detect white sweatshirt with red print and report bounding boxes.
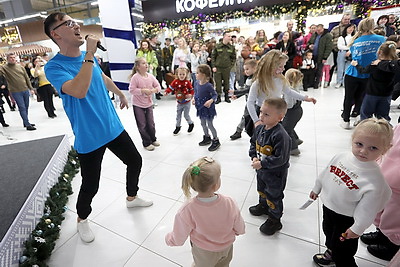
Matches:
[312,152,391,236]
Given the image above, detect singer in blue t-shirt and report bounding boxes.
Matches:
[44,12,153,243]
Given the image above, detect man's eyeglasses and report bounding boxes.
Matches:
[52,20,78,31]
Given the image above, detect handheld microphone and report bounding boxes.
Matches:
[85,35,107,51]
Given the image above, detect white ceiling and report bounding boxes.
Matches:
[0,0,99,22]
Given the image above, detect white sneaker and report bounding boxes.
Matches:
[126,196,153,208]
[340,121,351,129]
[290,148,301,156]
[152,141,160,147]
[353,116,361,127]
[77,219,95,243]
[335,83,342,89]
[144,144,155,151]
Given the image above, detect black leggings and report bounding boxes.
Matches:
[76,130,142,219]
[37,84,56,117]
[342,75,367,122]
[322,205,358,267]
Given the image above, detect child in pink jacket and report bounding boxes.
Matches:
[165,157,245,267]
[361,124,400,261]
[129,57,161,151]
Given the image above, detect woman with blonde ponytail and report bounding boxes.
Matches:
[341,17,386,129]
[246,50,316,136]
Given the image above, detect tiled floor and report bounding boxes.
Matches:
[1,84,398,267]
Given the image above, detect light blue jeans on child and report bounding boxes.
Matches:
[176,101,193,127]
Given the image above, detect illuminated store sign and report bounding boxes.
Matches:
[176,0,254,13]
[143,0,293,22]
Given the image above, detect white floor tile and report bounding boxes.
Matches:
[48,221,139,267]
[93,192,176,244]
[124,247,181,266]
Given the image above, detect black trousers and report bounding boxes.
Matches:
[329,50,338,83]
[313,59,324,88]
[282,101,303,150]
[76,130,142,219]
[322,205,358,267]
[37,84,56,117]
[301,69,315,90]
[0,88,13,109]
[155,67,163,88]
[0,109,5,125]
[342,75,367,122]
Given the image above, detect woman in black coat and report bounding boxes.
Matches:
[275,31,296,72]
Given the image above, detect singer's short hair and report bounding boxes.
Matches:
[44,12,67,44]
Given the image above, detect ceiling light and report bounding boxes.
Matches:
[131,12,144,19]
[13,13,41,22]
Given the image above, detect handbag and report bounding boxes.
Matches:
[30,76,39,89]
[343,38,352,62]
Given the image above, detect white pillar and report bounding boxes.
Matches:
[98,0,136,90]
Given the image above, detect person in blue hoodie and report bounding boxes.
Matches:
[340,18,386,129]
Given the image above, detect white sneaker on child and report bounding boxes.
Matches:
[144,144,155,151]
[353,116,361,127]
[77,219,95,243]
[340,121,351,130]
[152,141,160,147]
[126,196,153,208]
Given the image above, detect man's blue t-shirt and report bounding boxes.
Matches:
[345,34,386,79]
[45,52,124,153]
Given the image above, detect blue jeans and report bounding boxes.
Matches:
[360,94,391,121]
[176,101,193,127]
[229,71,236,90]
[257,168,288,219]
[191,73,196,84]
[336,50,350,86]
[11,90,31,127]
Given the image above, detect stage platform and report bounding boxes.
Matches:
[0,135,70,267]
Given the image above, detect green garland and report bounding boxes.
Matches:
[19,148,80,267]
[143,0,397,37]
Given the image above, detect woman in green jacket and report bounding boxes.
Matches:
[136,39,158,77]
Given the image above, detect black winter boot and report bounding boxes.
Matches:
[249,204,268,216]
[187,123,194,133]
[361,229,384,245]
[173,126,181,135]
[224,93,231,103]
[367,243,399,261]
[259,216,282,235]
[230,131,242,140]
[199,135,212,146]
[215,95,221,104]
[208,138,221,151]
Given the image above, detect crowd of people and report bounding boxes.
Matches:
[1,10,399,267]
[106,13,400,267]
